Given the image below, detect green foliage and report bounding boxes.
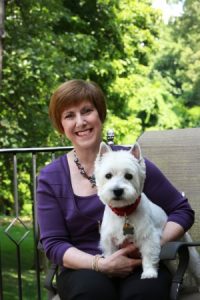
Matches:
[1,0,66,148]
[0,0,199,214]
[154,0,200,123]
[187,106,200,127]
[104,111,142,144]
[1,0,164,147]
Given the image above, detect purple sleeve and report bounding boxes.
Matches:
[143,159,194,231]
[37,167,73,265]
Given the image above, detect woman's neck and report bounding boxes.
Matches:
[70,146,99,181]
[73,142,101,165]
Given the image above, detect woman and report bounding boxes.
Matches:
[37,79,194,300]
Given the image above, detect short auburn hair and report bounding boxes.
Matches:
[49,79,107,134]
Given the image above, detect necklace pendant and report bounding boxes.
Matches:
[123,216,134,235]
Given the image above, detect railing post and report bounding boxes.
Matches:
[5,217,30,300]
[32,153,42,300]
[0,241,3,300]
[13,154,23,300]
[16,245,23,300]
[0,146,73,298]
[106,129,115,145]
[13,153,19,217]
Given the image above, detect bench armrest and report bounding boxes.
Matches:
[160,241,200,300]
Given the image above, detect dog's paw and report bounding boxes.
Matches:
[141,269,158,279]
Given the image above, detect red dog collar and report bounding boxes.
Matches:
[109,196,141,216]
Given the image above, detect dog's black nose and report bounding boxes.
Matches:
[113,188,124,198]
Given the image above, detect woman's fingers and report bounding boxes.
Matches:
[119,243,140,256]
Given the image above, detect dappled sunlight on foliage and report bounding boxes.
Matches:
[0,0,199,214]
[104,112,142,144]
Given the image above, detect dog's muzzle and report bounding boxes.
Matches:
[113,188,124,200]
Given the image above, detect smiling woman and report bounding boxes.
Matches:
[37,79,194,300]
[48,80,106,194]
[49,79,107,134]
[60,100,102,152]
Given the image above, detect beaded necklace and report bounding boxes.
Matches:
[73,150,96,188]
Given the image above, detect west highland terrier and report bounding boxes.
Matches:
[94,142,200,283]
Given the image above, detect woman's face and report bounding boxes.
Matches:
[61,100,102,150]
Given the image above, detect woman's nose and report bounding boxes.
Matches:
[76,114,86,126]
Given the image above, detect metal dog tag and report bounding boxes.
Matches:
[123,222,134,235]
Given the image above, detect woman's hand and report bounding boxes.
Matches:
[98,244,142,277]
[119,240,141,258]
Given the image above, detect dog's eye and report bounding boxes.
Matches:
[105,173,112,179]
[125,173,133,180]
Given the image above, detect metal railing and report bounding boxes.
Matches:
[0,146,73,300]
[0,130,115,300]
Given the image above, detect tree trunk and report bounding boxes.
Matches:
[0,0,5,83]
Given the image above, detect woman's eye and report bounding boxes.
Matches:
[83,108,93,115]
[125,173,133,180]
[64,114,73,119]
[105,173,112,179]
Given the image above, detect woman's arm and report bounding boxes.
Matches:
[37,164,73,265]
[143,159,194,246]
[63,245,142,277]
[161,221,185,246]
[144,159,195,232]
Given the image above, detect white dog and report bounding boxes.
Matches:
[94,142,200,282]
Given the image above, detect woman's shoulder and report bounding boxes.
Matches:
[144,158,164,179]
[111,144,130,151]
[37,154,72,197]
[40,155,63,170]
[39,154,69,179]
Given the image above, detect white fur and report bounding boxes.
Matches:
[100,193,167,279]
[95,142,200,283]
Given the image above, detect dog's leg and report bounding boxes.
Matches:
[139,235,161,279]
[141,256,159,279]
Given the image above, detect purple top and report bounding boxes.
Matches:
[36,146,194,266]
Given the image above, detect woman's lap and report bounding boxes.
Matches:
[119,264,172,300]
[57,268,118,300]
[57,263,172,300]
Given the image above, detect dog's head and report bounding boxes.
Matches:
[94,142,146,208]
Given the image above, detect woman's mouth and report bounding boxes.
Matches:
[75,129,93,137]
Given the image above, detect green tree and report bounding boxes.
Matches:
[2,0,197,214]
[0,0,163,213]
[0,0,164,149]
[153,0,200,128]
[1,0,67,148]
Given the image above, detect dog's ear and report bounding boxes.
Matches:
[130,142,142,161]
[98,141,112,157]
